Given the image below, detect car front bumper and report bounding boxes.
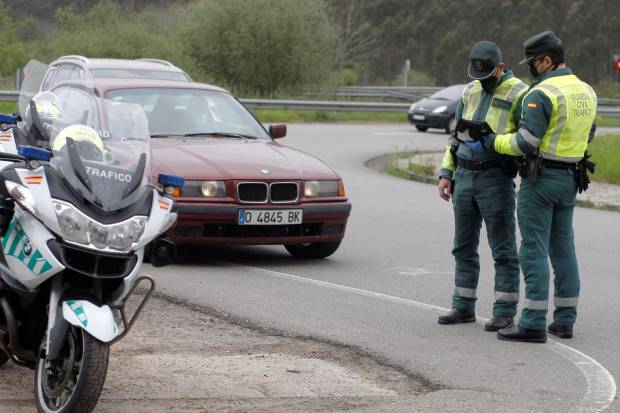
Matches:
[407,111,452,128]
[167,202,352,245]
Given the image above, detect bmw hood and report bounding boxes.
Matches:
[150,137,339,181]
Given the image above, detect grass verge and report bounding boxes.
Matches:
[0,102,17,114]
[252,109,406,123]
[589,134,620,184]
[596,116,620,128]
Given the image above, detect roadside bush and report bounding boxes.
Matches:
[184,0,336,97]
[0,2,28,82]
[31,0,188,70]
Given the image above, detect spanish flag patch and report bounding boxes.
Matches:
[527,103,538,109]
[25,176,43,185]
[159,199,170,210]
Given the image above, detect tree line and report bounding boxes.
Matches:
[1,0,618,96]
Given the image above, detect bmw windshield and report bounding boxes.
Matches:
[105,88,270,139]
[19,60,151,212]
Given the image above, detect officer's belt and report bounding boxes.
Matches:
[457,158,504,171]
[542,159,576,170]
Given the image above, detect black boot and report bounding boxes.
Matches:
[484,316,514,332]
[438,308,475,325]
[497,325,547,343]
[548,322,573,339]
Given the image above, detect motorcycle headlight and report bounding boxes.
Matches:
[53,200,146,252]
[5,181,38,216]
[108,219,144,251]
[88,222,109,249]
[432,105,448,114]
[303,180,341,197]
[57,205,90,245]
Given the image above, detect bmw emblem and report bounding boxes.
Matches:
[260,169,271,175]
[23,240,32,256]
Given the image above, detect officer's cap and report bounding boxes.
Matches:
[467,41,502,80]
[519,31,562,64]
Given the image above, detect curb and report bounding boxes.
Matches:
[369,152,620,213]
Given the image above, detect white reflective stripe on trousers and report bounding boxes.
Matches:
[524,299,548,310]
[555,297,579,307]
[494,291,519,302]
[454,287,476,298]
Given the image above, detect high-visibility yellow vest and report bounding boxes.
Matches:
[440,77,527,174]
[461,77,528,135]
[524,74,597,162]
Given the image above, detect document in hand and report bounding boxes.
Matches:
[455,119,494,142]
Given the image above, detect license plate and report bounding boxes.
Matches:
[413,114,425,120]
[238,209,303,225]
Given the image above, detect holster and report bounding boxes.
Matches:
[574,152,595,193]
[519,154,544,184]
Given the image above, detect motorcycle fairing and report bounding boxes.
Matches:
[1,208,64,289]
[62,300,118,343]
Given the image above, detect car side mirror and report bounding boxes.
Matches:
[269,123,287,139]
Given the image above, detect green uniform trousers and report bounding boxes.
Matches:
[517,168,580,331]
[451,167,520,316]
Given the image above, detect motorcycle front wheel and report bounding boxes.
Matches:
[34,327,109,413]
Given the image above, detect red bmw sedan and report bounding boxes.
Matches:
[95,79,351,258]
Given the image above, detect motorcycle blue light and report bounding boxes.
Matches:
[158,173,184,187]
[0,114,17,125]
[18,145,52,161]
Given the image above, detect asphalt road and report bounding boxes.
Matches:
[146,123,620,412]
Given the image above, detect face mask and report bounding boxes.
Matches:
[480,76,497,93]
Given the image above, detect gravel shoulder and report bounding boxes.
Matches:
[0,293,430,413]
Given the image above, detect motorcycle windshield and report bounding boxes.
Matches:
[19,60,151,212]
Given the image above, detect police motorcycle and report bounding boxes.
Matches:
[0,60,183,413]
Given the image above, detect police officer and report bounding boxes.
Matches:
[481,32,597,342]
[438,41,527,330]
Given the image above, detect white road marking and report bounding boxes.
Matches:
[373,131,417,136]
[390,266,452,277]
[226,262,617,413]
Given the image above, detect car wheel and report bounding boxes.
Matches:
[285,241,341,259]
[446,116,456,134]
[415,125,428,132]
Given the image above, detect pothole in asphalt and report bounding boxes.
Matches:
[0,295,431,413]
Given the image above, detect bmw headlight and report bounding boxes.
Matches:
[53,200,146,252]
[108,220,143,251]
[88,222,109,249]
[303,180,343,197]
[432,105,448,114]
[57,206,90,245]
[181,180,226,197]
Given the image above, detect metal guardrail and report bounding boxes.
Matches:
[1,90,618,116]
[240,99,411,112]
[0,91,18,101]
